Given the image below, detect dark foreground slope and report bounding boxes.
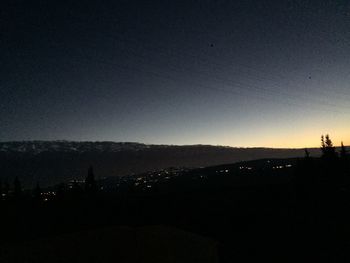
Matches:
[0,156,349,262]
[0,141,321,187]
[1,226,218,263]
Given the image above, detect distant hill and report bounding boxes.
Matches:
[0,141,322,188]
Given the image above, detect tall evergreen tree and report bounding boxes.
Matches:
[85,166,97,195]
[304,148,310,159]
[321,134,337,159]
[321,135,326,153]
[340,141,347,159]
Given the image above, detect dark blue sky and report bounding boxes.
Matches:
[2,0,350,147]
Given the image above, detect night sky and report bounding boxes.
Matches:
[2,0,350,147]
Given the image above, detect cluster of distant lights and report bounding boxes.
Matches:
[41,191,56,201]
[216,169,230,173]
[32,164,295,197]
[68,180,85,189]
[272,164,293,169]
[239,167,253,170]
[1,191,58,202]
[216,164,293,173]
[133,168,183,188]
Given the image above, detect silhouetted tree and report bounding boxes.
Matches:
[295,147,315,200]
[321,134,337,160]
[321,135,325,151]
[338,142,349,181]
[319,134,343,188]
[304,148,310,159]
[340,142,347,159]
[85,166,97,195]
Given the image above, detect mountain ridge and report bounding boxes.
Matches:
[0,140,321,154]
[0,140,325,188]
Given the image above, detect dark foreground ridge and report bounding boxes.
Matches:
[1,226,218,263]
[0,136,349,262]
[0,140,321,187]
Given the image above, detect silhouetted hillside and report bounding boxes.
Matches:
[0,141,322,187]
[1,226,218,263]
[0,136,349,262]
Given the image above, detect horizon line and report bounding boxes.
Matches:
[0,139,337,150]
